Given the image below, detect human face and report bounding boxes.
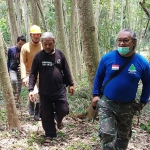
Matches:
[17,40,26,49]
[116,31,135,56]
[30,33,41,44]
[42,38,55,54]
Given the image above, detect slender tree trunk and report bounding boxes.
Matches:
[6,0,19,45]
[95,0,100,26]
[14,0,23,36]
[120,0,124,29]
[77,0,100,118]
[21,0,30,41]
[70,0,77,81]
[36,0,48,31]
[30,0,40,25]
[54,0,72,73]
[0,33,20,129]
[109,0,114,20]
[126,0,131,28]
[77,0,100,90]
[75,10,83,80]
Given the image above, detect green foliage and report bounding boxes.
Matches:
[0,108,7,124]
[66,142,92,150]
[68,74,91,116]
[57,131,66,137]
[140,123,150,133]
[0,1,10,44]
[20,87,28,102]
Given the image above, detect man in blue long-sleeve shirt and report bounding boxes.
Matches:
[7,35,26,107]
[92,29,150,150]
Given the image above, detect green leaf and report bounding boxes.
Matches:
[140,123,147,130]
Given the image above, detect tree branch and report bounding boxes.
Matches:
[139,2,150,18]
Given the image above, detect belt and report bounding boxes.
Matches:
[105,95,135,104]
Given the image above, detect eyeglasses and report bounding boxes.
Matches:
[116,39,132,44]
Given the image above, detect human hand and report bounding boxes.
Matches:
[92,96,100,107]
[68,86,75,95]
[133,102,145,112]
[22,77,29,87]
[29,91,35,102]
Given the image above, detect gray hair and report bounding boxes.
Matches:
[119,28,137,40]
[118,28,137,50]
[41,32,55,42]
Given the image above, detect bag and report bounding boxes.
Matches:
[10,59,19,70]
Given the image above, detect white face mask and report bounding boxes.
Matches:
[117,47,130,55]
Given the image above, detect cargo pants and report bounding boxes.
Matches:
[98,95,138,150]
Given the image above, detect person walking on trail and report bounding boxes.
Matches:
[20,25,42,121]
[7,35,26,108]
[28,32,75,146]
[92,28,150,150]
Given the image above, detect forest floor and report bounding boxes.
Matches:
[0,100,150,150]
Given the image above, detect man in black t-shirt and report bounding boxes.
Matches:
[28,32,74,146]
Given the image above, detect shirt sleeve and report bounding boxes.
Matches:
[7,48,11,72]
[20,46,27,79]
[28,55,39,92]
[92,57,105,96]
[140,63,150,103]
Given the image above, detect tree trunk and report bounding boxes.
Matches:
[126,0,131,28]
[30,0,40,25]
[20,0,30,41]
[36,0,48,31]
[14,0,23,36]
[109,0,114,20]
[120,0,124,29]
[6,0,19,45]
[0,33,20,129]
[95,0,101,26]
[77,0,100,118]
[77,0,100,90]
[54,0,72,73]
[70,0,77,81]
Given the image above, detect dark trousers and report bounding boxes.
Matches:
[40,94,69,137]
[98,96,136,150]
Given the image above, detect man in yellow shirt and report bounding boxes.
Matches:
[20,25,42,121]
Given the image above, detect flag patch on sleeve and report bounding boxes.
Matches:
[112,64,119,70]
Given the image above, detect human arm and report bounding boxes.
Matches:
[20,45,27,81]
[92,57,106,108]
[135,63,150,110]
[140,63,150,105]
[7,48,11,72]
[28,55,39,101]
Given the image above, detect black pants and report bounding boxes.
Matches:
[40,94,69,137]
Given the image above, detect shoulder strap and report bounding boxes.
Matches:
[102,52,136,91]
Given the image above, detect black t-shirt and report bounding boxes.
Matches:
[28,49,73,96]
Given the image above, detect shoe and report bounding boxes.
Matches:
[34,102,41,121]
[29,101,35,115]
[42,137,52,146]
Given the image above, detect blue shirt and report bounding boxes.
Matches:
[92,50,150,103]
[7,46,20,71]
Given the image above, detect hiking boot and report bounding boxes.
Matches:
[34,102,41,121]
[29,101,35,115]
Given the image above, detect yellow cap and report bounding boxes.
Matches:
[30,25,41,34]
